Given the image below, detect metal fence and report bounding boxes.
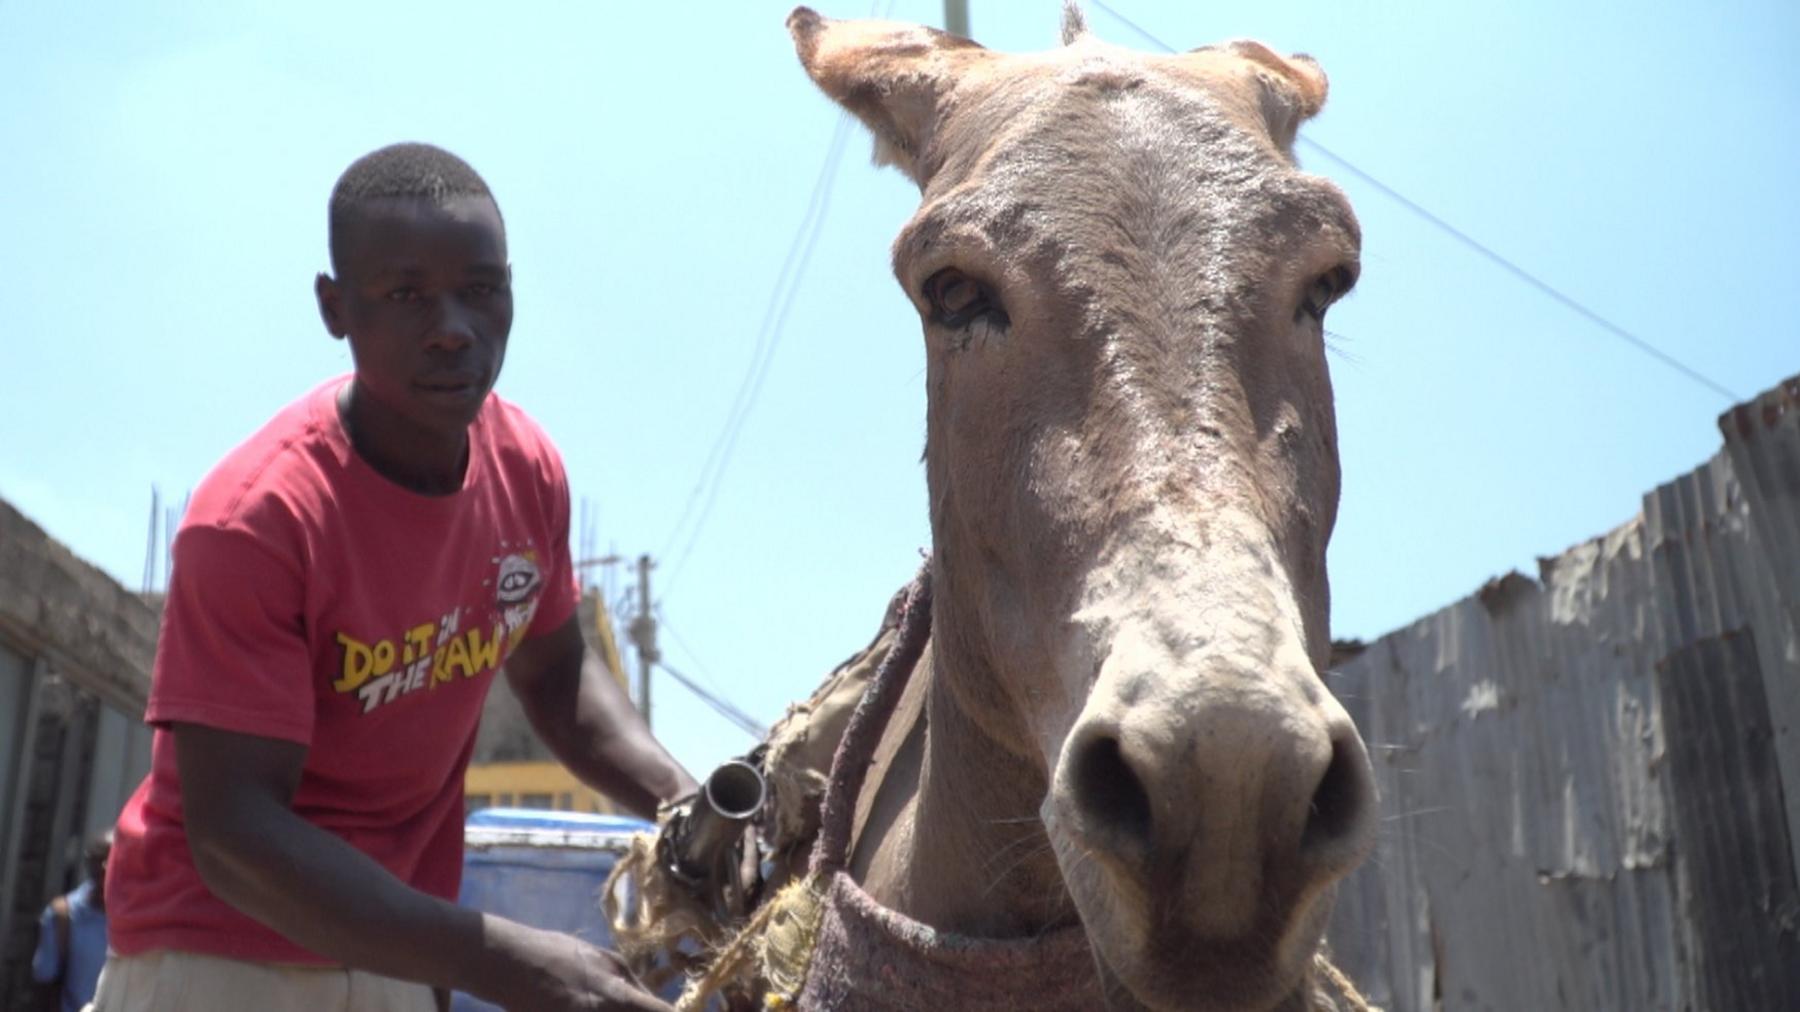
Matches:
[1325,375,1800,1011]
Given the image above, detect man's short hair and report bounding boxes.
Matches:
[327,142,500,274]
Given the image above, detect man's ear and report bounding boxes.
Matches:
[788,6,987,186]
[315,273,347,339]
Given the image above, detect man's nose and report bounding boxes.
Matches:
[425,296,476,350]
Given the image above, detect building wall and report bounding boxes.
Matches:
[0,500,156,1009]
[1325,376,1800,1011]
[463,760,617,815]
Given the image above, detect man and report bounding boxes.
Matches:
[33,832,112,1012]
[96,143,696,1012]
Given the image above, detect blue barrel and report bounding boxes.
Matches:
[451,808,668,1011]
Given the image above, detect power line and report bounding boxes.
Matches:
[654,604,735,700]
[662,111,855,597]
[1085,0,1170,52]
[1086,0,1740,404]
[1292,144,1740,402]
[658,110,854,571]
[658,0,901,598]
[656,660,767,739]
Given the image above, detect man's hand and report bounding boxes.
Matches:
[489,922,672,1012]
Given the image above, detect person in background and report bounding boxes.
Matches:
[33,831,113,1012]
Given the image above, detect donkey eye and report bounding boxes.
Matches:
[923,268,1009,332]
[1300,265,1355,322]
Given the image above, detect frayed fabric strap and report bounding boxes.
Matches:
[809,564,933,876]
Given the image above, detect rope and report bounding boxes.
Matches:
[671,885,787,1012]
[1314,950,1377,1011]
[601,815,742,995]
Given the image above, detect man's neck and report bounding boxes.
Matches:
[337,382,469,495]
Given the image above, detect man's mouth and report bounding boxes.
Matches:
[416,373,483,396]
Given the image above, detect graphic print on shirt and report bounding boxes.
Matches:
[331,544,548,713]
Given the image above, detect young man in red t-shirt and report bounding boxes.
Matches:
[96,143,696,1012]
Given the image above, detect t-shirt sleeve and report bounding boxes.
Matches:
[145,524,316,745]
[526,446,579,638]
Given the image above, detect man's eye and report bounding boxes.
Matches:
[385,287,420,303]
[463,283,497,298]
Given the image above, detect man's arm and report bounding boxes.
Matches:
[504,616,699,819]
[29,900,63,983]
[174,722,669,1012]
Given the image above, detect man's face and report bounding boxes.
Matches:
[317,194,513,438]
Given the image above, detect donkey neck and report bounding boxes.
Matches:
[868,604,1076,938]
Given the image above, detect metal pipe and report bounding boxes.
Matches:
[669,759,766,882]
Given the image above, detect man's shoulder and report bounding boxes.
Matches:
[480,390,556,448]
[477,391,565,477]
[186,379,346,537]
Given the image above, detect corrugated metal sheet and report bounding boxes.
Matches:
[1326,374,1800,1011]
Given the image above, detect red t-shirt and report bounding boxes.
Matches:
[107,376,579,964]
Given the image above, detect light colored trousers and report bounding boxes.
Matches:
[86,950,438,1012]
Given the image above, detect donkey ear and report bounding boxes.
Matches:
[1223,41,1328,119]
[1177,40,1327,153]
[788,6,986,185]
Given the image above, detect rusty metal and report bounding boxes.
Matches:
[1326,373,1800,1010]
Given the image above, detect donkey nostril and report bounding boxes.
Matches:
[1070,733,1153,847]
[1300,731,1371,862]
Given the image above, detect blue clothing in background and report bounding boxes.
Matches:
[32,879,108,1012]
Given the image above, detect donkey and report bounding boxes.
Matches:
[613,8,1375,1010]
[777,5,1378,1010]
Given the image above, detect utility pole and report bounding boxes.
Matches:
[944,0,968,37]
[628,554,657,730]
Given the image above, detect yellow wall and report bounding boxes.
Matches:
[464,760,616,814]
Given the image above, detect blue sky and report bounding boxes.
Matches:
[3,1,1796,778]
